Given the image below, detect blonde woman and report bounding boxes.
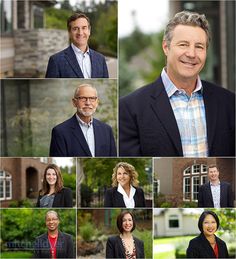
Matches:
[104,162,146,208]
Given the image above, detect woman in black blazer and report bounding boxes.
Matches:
[187,210,229,258]
[106,211,145,258]
[104,162,146,208]
[36,164,73,208]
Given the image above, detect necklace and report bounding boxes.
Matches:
[48,234,58,258]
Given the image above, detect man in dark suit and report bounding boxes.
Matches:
[34,210,75,258]
[119,11,235,157]
[49,84,117,157]
[198,164,234,208]
[45,13,108,78]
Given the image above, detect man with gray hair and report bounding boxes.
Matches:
[50,83,117,156]
[119,11,235,157]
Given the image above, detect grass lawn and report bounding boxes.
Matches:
[154,235,195,245]
[1,251,33,258]
[154,250,176,259]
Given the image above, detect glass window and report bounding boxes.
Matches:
[192,176,199,200]
[169,215,179,228]
[33,5,44,29]
[183,167,191,175]
[192,164,201,174]
[0,170,12,200]
[1,0,13,34]
[183,177,190,200]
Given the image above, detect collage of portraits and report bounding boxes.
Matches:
[0,0,235,259]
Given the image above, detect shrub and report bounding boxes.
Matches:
[79,222,95,242]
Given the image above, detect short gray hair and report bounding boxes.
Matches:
[163,11,211,48]
[74,84,98,98]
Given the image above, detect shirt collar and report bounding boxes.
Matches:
[210,181,221,186]
[117,183,136,199]
[75,113,93,127]
[161,67,203,97]
[71,43,90,55]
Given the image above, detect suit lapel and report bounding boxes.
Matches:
[199,234,216,258]
[117,236,126,257]
[90,49,97,78]
[93,119,104,156]
[220,182,225,207]
[64,46,84,77]
[207,182,214,206]
[70,115,92,156]
[202,82,218,153]
[114,188,126,207]
[150,78,183,155]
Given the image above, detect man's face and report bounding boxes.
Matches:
[46,212,59,232]
[162,24,207,84]
[73,86,99,119]
[208,167,220,182]
[69,18,90,49]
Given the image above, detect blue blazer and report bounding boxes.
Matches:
[49,114,117,157]
[187,233,228,258]
[45,45,109,78]
[104,187,146,208]
[198,181,234,208]
[34,231,75,258]
[119,77,235,157]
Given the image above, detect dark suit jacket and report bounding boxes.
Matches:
[198,181,234,208]
[104,187,146,207]
[119,77,235,157]
[106,235,145,258]
[34,231,75,258]
[36,187,73,208]
[45,45,109,78]
[49,114,117,157]
[186,233,229,258]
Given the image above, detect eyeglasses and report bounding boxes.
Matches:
[74,96,98,102]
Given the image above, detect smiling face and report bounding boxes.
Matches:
[116,166,131,188]
[208,167,220,183]
[69,17,90,51]
[46,212,60,232]
[46,168,57,187]
[163,24,207,90]
[122,213,134,233]
[73,86,98,123]
[202,214,217,237]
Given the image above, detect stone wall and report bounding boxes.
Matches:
[13,29,68,77]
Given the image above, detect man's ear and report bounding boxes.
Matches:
[72,98,77,107]
[162,40,169,56]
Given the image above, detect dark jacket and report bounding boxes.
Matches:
[106,235,145,258]
[36,187,73,208]
[198,181,234,208]
[104,187,146,208]
[49,114,117,157]
[119,77,235,157]
[45,45,109,78]
[34,231,75,258]
[186,233,229,258]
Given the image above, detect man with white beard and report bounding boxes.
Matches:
[49,84,117,157]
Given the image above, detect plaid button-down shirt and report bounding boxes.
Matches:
[161,68,208,157]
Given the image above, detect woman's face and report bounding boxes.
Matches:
[202,214,217,237]
[122,213,133,233]
[46,168,57,187]
[116,167,131,187]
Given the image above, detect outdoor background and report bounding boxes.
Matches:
[1,208,76,259]
[119,0,235,96]
[77,157,152,207]
[77,209,153,259]
[1,0,117,78]
[153,208,236,259]
[1,79,117,157]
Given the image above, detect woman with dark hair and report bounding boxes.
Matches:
[106,211,145,258]
[104,162,146,208]
[187,210,229,258]
[36,164,73,208]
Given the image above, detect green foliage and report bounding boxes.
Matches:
[182,201,198,208]
[45,7,72,30]
[134,229,152,259]
[79,222,97,242]
[82,158,151,188]
[8,199,34,208]
[1,209,76,251]
[160,202,172,208]
[61,167,76,200]
[1,251,33,258]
